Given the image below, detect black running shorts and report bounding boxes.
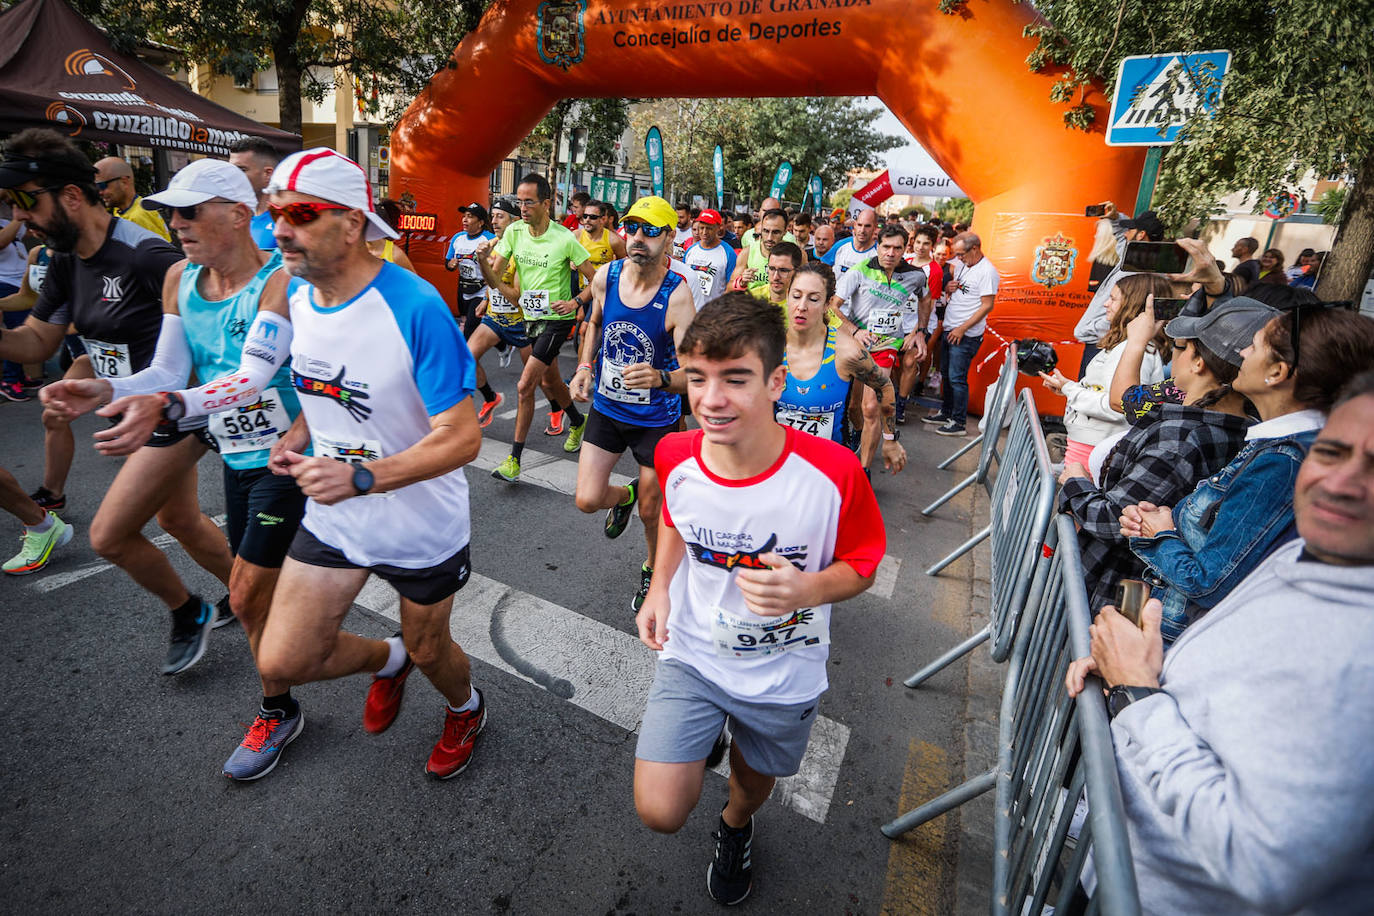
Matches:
[287,527,472,606]
[526,318,576,365]
[223,464,307,568]
[583,407,678,468]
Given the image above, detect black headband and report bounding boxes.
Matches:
[0,156,97,190]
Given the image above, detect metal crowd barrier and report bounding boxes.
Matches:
[884,517,1142,916]
[906,390,1057,687]
[921,344,1019,518]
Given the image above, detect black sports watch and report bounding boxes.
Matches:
[658,368,672,389]
[160,391,186,422]
[1107,685,1162,720]
[352,464,375,496]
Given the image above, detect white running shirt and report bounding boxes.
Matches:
[288,262,477,568]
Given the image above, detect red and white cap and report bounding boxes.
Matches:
[265,148,398,241]
[696,208,723,226]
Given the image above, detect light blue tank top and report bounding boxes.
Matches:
[178,252,300,469]
[775,326,851,443]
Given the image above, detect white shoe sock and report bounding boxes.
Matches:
[27,512,55,534]
[449,686,480,714]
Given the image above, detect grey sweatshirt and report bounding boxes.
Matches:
[1110,539,1374,914]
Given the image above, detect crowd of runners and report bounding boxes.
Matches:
[3,126,1373,910]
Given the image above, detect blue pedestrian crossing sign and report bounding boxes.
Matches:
[1106,51,1231,147]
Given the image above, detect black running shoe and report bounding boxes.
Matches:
[212,594,239,629]
[707,814,754,906]
[631,564,653,613]
[163,598,213,675]
[29,487,66,513]
[604,480,638,539]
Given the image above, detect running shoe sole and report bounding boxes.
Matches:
[426,705,487,780]
[920,414,950,425]
[935,425,967,437]
[706,863,753,907]
[224,712,304,782]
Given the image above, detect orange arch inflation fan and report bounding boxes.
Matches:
[390,0,1147,415]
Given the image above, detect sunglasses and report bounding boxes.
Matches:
[154,200,235,221]
[1286,302,1326,369]
[623,221,668,238]
[3,186,63,210]
[581,212,602,221]
[94,177,126,191]
[267,202,351,226]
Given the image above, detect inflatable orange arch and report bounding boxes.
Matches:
[391,0,1146,414]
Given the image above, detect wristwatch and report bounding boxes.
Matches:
[352,464,375,496]
[1106,685,1162,720]
[658,368,672,389]
[159,391,186,422]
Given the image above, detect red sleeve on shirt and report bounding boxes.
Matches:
[561,214,581,230]
[788,431,887,577]
[925,261,942,299]
[653,430,700,528]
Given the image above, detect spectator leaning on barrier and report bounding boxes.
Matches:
[1041,273,1173,469]
[1067,371,1374,916]
[1124,306,1374,642]
[1058,300,1268,615]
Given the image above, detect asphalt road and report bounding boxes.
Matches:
[0,362,990,915]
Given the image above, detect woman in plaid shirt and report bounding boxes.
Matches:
[1058,300,1276,614]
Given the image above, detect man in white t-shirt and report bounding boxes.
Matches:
[923,232,998,437]
[672,203,694,261]
[634,291,886,906]
[822,207,878,275]
[683,208,736,305]
[253,149,488,782]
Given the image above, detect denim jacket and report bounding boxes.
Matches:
[1131,427,1318,642]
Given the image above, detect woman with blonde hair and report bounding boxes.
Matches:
[1042,272,1174,468]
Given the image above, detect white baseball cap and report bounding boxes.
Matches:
[265,148,397,241]
[146,158,256,209]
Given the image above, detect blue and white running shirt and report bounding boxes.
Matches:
[288,262,476,568]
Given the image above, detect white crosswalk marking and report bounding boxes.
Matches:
[472,436,631,496]
[352,573,851,824]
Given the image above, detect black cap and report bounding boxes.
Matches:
[490,198,519,218]
[0,156,96,190]
[1122,209,1165,241]
[462,202,490,221]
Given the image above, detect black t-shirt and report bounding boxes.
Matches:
[33,217,182,376]
[1234,258,1260,289]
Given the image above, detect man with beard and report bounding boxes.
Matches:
[570,197,696,613]
[1,130,235,652]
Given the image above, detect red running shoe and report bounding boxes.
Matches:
[425,690,486,779]
[543,410,566,435]
[476,392,504,428]
[363,656,414,734]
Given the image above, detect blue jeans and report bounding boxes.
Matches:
[939,332,983,426]
[1,282,25,384]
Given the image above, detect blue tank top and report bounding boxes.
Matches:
[593,260,682,427]
[775,326,851,443]
[178,252,302,470]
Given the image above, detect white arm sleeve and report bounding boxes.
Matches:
[178,311,293,418]
[107,314,192,399]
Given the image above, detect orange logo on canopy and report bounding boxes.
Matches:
[390,0,1146,413]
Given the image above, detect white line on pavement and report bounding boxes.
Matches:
[30,514,227,594]
[352,573,851,825]
[471,436,631,497]
[871,555,901,600]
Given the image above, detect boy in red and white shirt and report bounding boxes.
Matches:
[634,292,886,906]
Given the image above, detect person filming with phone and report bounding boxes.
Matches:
[1065,371,1374,915]
[1073,202,1167,372]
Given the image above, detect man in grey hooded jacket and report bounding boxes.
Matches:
[1068,371,1374,915]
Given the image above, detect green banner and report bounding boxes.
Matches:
[590,175,606,201]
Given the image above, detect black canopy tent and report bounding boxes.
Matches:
[0,0,299,176]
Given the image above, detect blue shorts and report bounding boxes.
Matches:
[481,316,530,349]
[636,657,819,777]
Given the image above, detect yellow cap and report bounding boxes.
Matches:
[624,195,676,229]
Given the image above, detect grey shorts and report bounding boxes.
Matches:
[635,658,819,777]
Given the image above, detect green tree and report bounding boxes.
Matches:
[75,0,492,136]
[1010,0,1374,301]
[936,197,974,224]
[627,98,901,206]
[526,98,634,191]
[1315,188,1348,226]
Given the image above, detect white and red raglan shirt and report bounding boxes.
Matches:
[654,425,886,704]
